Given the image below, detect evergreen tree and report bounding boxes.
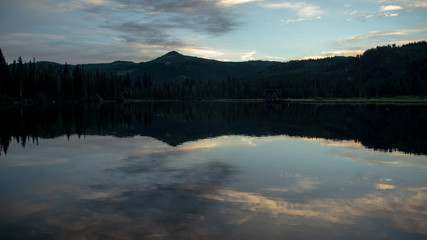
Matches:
[73,65,86,100]
[17,57,24,100]
[0,49,9,97]
[60,63,73,100]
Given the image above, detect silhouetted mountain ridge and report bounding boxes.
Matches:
[129,51,277,82]
[33,42,427,90]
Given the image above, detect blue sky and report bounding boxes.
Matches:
[0,0,426,63]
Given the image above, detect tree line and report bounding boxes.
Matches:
[0,49,263,101]
[0,50,142,102]
[1,41,426,102]
[251,42,427,98]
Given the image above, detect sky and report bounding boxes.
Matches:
[0,0,426,64]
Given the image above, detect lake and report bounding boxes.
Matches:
[1,102,427,239]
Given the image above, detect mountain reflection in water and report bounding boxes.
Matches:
[0,102,427,239]
[1,101,426,155]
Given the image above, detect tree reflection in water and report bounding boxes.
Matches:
[1,102,426,155]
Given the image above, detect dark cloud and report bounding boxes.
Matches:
[115,152,236,187]
[83,5,108,13]
[0,151,236,239]
[113,21,184,46]
[81,161,236,239]
[102,0,239,47]
[105,13,238,48]
[115,154,173,174]
[0,0,241,63]
[171,10,239,34]
[114,0,220,13]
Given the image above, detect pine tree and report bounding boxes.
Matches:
[0,49,9,97]
[60,63,73,100]
[17,57,24,100]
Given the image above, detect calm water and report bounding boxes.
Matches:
[1,102,427,239]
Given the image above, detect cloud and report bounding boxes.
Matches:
[261,1,323,18]
[408,1,427,8]
[99,0,241,55]
[0,0,244,63]
[113,0,215,12]
[113,0,259,12]
[262,1,323,24]
[260,56,288,61]
[304,49,366,58]
[376,184,396,190]
[178,46,225,59]
[100,9,238,60]
[6,184,427,239]
[37,0,111,12]
[340,29,420,43]
[172,12,239,35]
[218,0,263,7]
[377,0,427,9]
[79,191,114,200]
[345,1,421,22]
[3,134,427,238]
[240,136,256,147]
[0,30,157,63]
[266,175,320,193]
[203,186,427,234]
[345,28,427,41]
[2,32,65,41]
[343,153,427,170]
[84,0,108,4]
[110,22,183,46]
[241,50,257,60]
[380,5,403,11]
[281,17,305,24]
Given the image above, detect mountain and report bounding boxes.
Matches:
[82,61,138,75]
[74,42,425,87]
[76,50,278,82]
[127,51,277,82]
[32,41,427,87]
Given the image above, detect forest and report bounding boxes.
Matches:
[0,41,426,102]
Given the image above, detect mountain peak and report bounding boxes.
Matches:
[152,51,185,65]
[164,51,182,57]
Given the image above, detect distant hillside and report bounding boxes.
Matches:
[253,41,427,83]
[82,61,138,75]
[249,42,427,97]
[81,42,427,90]
[32,42,427,88]
[127,51,277,82]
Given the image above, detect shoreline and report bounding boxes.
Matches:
[2,96,427,105]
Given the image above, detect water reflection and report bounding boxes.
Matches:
[204,186,427,239]
[1,103,427,239]
[0,136,237,239]
[1,102,427,155]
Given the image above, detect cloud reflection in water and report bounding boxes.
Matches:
[1,135,427,239]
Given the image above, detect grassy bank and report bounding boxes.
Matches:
[283,96,427,104]
[200,96,427,104]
